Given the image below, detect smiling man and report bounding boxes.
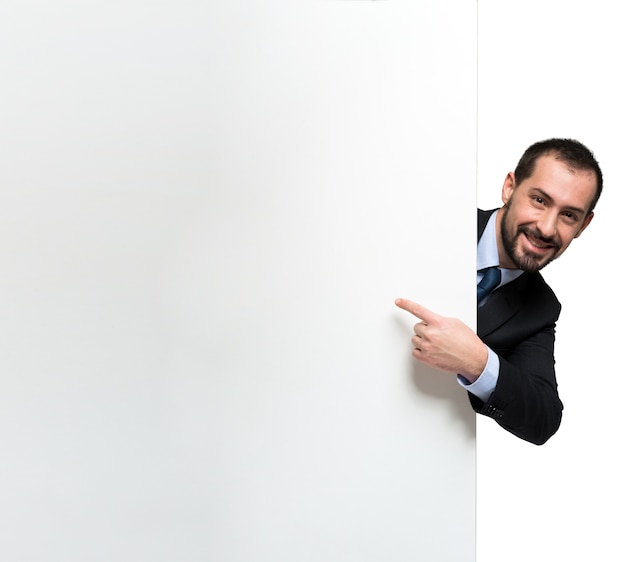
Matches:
[396,138,603,445]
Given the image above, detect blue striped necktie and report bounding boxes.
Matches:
[477,266,501,302]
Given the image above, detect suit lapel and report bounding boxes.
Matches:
[477,208,510,337]
[477,272,528,338]
[478,209,493,239]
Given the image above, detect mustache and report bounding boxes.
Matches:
[518,225,562,250]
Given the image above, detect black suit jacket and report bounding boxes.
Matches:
[471,209,563,445]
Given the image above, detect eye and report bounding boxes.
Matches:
[531,195,545,205]
[562,211,579,223]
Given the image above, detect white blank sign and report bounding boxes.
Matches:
[0,2,476,560]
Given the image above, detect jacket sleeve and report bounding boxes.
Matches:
[468,322,563,445]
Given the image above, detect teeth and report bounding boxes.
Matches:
[526,233,550,249]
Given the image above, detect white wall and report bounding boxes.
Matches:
[477,1,626,560]
[0,2,477,561]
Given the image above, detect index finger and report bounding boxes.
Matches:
[394,298,438,323]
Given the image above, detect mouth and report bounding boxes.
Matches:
[521,230,559,254]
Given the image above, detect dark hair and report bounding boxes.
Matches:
[514,138,603,214]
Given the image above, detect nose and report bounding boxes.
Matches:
[536,211,558,239]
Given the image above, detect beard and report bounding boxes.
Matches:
[500,203,563,272]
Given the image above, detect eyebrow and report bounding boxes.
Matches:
[532,188,587,216]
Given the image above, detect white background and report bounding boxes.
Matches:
[6,2,617,561]
[477,1,626,561]
[0,2,476,561]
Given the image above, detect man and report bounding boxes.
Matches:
[396,138,603,445]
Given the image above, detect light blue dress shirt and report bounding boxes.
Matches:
[457,210,523,402]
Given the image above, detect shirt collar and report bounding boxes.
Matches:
[477,210,500,271]
[477,208,524,285]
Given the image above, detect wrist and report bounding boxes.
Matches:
[461,343,488,383]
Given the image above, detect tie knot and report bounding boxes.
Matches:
[477,266,501,303]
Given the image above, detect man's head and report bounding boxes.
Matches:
[497,138,602,272]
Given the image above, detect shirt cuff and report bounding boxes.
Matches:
[457,346,499,402]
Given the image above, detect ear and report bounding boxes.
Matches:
[501,172,516,205]
[574,211,594,238]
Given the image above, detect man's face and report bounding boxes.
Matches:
[497,153,597,272]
